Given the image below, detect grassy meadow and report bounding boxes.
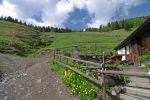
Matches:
[40,29,134,55]
[0,20,135,56]
[0,20,53,56]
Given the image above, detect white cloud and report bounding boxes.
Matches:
[0,0,17,18]
[0,0,146,28]
[86,0,146,27]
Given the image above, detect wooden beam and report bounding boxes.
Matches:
[54,60,101,86]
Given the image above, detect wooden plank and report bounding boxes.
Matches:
[130,41,140,66]
[54,60,101,86]
[55,54,103,68]
[94,70,150,78]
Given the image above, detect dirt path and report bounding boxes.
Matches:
[0,56,77,100]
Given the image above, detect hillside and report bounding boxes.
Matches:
[0,20,135,56]
[38,28,134,56]
[0,15,148,56]
[0,20,54,56]
[0,20,39,56]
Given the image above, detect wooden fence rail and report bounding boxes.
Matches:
[53,50,150,100]
[55,54,103,67]
[54,60,101,86]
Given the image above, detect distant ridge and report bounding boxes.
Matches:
[85,15,150,32]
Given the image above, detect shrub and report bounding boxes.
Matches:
[140,54,150,71]
[140,54,150,63]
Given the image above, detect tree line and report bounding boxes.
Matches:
[0,16,72,33]
[0,15,149,33]
[85,16,149,32]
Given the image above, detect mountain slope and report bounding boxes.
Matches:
[0,20,42,56]
[0,15,148,56]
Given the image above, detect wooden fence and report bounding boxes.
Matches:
[53,46,150,100]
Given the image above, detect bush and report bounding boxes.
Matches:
[140,54,150,71]
[140,54,150,63]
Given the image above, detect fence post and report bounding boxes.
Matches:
[147,63,150,86]
[56,49,59,54]
[102,52,106,100]
[65,55,69,76]
[59,54,61,62]
[74,45,79,62]
[65,67,68,76]
[94,42,96,52]
[53,50,56,64]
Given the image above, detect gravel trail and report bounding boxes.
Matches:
[0,56,77,100]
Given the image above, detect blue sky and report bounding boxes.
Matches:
[0,0,150,30]
[128,2,150,18]
[0,0,2,4]
[63,8,92,30]
[113,1,150,20]
[64,1,150,30]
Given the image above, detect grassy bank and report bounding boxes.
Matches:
[0,20,54,56]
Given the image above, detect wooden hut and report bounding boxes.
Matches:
[115,18,150,66]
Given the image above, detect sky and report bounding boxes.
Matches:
[0,0,150,30]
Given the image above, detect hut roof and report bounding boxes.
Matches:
[115,17,150,50]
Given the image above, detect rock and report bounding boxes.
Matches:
[59,91,62,94]
[26,92,31,98]
[12,78,16,81]
[4,91,8,94]
[141,63,146,67]
[147,62,150,66]
[27,82,32,86]
[18,84,22,88]
[23,73,27,77]
[37,79,42,84]
[111,86,124,96]
[14,90,17,93]
[4,96,8,100]
[38,91,42,94]
[20,88,24,90]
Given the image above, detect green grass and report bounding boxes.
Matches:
[39,29,135,55]
[140,54,150,71]
[46,29,133,49]
[0,20,135,56]
[0,36,11,43]
[52,61,99,99]
[0,20,44,56]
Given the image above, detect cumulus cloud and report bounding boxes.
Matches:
[0,0,17,18]
[0,0,146,28]
[86,0,146,27]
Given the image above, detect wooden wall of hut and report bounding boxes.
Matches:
[146,33,150,52]
[130,40,141,66]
